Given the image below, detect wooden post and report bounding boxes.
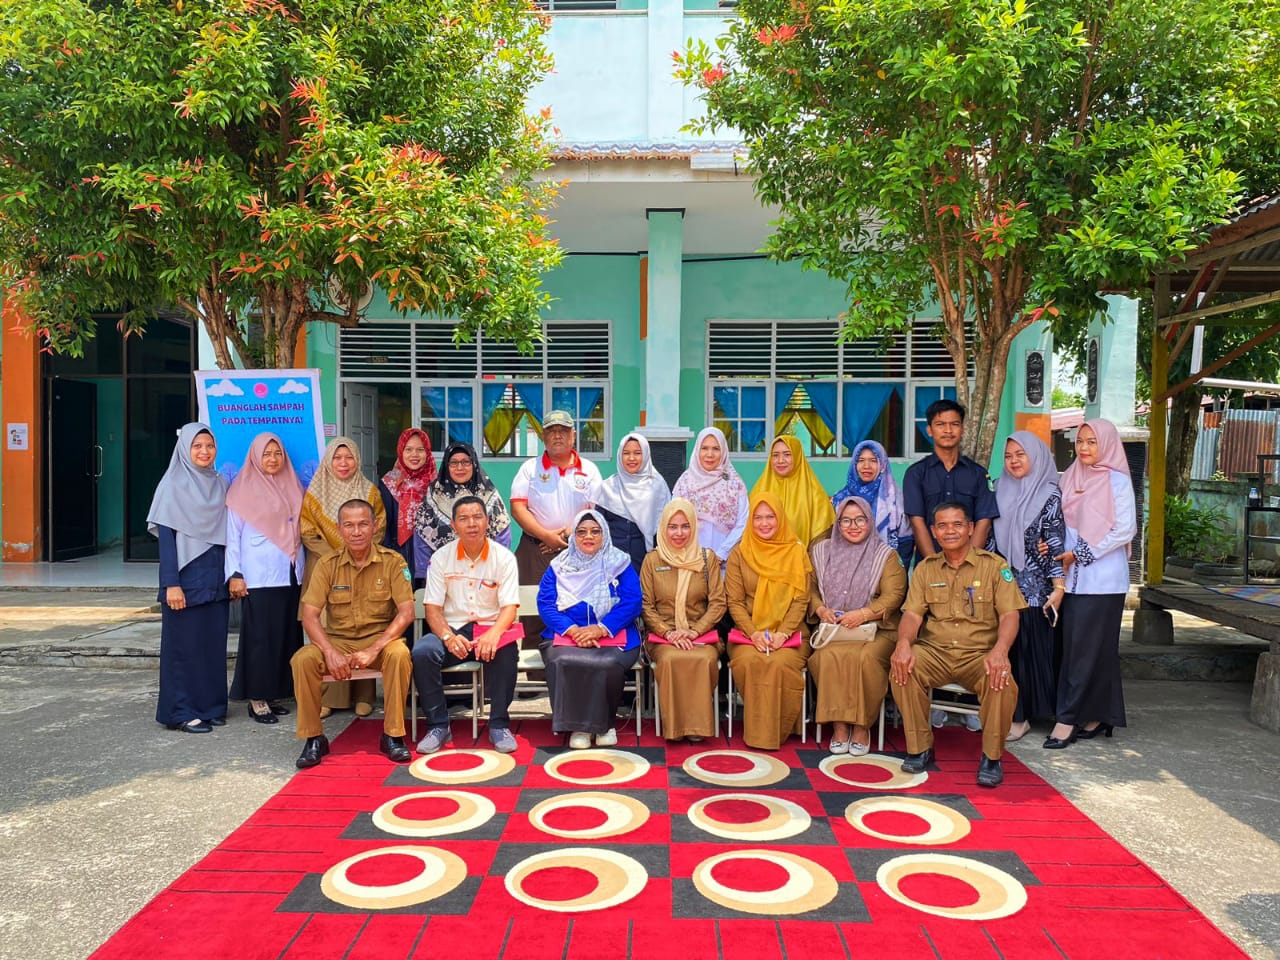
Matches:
[1147,275,1171,585]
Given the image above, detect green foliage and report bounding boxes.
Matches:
[0,0,562,367]
[1051,384,1085,409]
[676,0,1280,464]
[1164,494,1234,561]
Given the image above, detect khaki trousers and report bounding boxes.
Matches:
[292,637,411,739]
[890,643,1017,760]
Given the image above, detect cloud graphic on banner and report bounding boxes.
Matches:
[278,379,310,395]
[206,379,245,397]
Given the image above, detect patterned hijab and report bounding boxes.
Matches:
[225,432,305,561]
[737,491,813,633]
[306,437,376,522]
[654,498,705,631]
[1061,418,1131,556]
[751,435,836,545]
[816,497,895,612]
[672,427,748,534]
[550,509,633,615]
[414,441,511,551]
[994,431,1060,571]
[594,432,671,551]
[381,428,437,545]
[146,422,227,569]
[830,440,903,545]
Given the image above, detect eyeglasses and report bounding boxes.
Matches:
[838,517,869,528]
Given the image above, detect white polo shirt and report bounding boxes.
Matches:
[509,451,602,531]
[424,538,520,629]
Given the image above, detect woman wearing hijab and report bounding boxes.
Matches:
[993,431,1066,742]
[830,440,911,559]
[595,431,671,571]
[413,441,512,572]
[725,491,814,750]
[378,428,436,581]
[537,509,644,749]
[752,435,835,546]
[300,437,386,717]
[1045,419,1135,749]
[226,433,306,725]
[672,427,749,565]
[808,496,907,755]
[642,498,727,742]
[148,422,229,733]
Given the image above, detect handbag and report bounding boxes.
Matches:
[810,620,877,649]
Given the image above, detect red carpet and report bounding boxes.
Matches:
[90,719,1249,960]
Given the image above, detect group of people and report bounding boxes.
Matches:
[147,397,1135,787]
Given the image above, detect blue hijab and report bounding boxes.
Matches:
[830,440,903,548]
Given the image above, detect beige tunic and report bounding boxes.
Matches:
[724,548,811,750]
[641,549,727,740]
[807,547,907,727]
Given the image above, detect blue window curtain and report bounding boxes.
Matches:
[575,386,604,419]
[515,383,544,424]
[773,382,799,435]
[446,388,473,443]
[805,382,839,445]
[843,384,900,450]
[740,385,767,451]
[481,383,508,423]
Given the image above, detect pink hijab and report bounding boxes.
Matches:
[225,432,305,560]
[1061,419,1131,556]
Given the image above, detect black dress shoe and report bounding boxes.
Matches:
[209,716,226,727]
[167,719,212,733]
[268,702,291,716]
[248,703,279,725]
[296,735,330,769]
[1076,723,1114,740]
[380,733,412,763]
[977,755,1004,788]
[1043,730,1077,749]
[900,748,933,774]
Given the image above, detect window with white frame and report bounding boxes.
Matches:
[337,319,612,458]
[706,319,970,458]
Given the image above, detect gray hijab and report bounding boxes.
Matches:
[147,422,228,569]
[994,431,1059,571]
[816,496,895,611]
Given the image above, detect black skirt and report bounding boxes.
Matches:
[229,584,303,702]
[1011,606,1059,722]
[1056,593,1127,727]
[157,600,230,726]
[541,641,640,734]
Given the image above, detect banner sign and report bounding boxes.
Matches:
[195,368,325,486]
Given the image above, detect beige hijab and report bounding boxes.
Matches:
[654,498,705,630]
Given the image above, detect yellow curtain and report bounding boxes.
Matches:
[796,410,836,452]
[484,408,524,455]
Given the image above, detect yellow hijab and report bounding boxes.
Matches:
[655,498,705,630]
[738,491,813,633]
[751,435,835,545]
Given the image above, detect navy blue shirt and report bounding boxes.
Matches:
[902,453,999,551]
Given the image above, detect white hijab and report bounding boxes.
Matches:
[550,509,632,614]
[593,432,671,550]
[147,422,228,569]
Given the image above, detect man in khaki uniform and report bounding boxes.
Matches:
[293,499,415,768]
[891,501,1024,787]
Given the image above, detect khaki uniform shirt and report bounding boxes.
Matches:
[301,543,414,644]
[902,548,1026,653]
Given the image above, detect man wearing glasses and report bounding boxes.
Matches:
[889,501,1025,787]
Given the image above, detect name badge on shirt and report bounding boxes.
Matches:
[331,584,352,591]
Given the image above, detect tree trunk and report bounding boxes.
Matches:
[1166,387,1202,499]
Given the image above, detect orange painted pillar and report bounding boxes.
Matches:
[2,302,43,561]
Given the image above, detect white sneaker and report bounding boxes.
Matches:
[594,728,618,747]
[963,713,983,733]
[930,708,947,728]
[568,732,592,749]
